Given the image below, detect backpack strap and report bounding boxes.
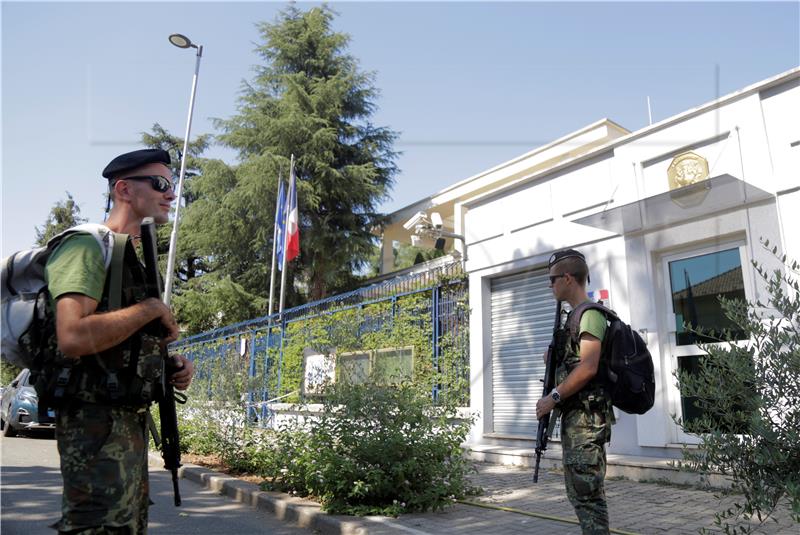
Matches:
[107,233,128,311]
[95,232,129,402]
[4,251,20,296]
[567,301,617,345]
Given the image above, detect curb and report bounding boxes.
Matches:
[147,453,409,535]
[466,447,734,489]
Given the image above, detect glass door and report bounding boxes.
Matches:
[660,241,751,444]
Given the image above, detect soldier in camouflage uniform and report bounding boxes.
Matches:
[44,149,194,534]
[536,249,614,535]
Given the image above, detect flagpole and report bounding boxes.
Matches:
[264,172,283,426]
[267,173,283,317]
[276,154,295,400]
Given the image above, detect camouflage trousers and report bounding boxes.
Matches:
[560,400,613,535]
[51,404,149,534]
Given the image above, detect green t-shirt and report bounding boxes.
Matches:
[574,308,607,355]
[559,306,613,421]
[560,306,607,373]
[45,234,106,303]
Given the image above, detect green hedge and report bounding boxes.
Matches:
[182,280,469,406]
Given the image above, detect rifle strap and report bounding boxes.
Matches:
[147,408,162,447]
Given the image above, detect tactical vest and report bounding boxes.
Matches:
[556,307,613,416]
[31,236,165,410]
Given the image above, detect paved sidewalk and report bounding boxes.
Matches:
[152,455,798,535]
[468,463,796,535]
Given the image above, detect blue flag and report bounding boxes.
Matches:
[275,178,287,270]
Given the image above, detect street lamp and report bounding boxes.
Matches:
[168,34,194,49]
[163,34,203,307]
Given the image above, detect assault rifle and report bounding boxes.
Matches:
[533,300,565,483]
[141,219,183,506]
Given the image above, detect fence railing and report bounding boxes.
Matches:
[171,260,468,426]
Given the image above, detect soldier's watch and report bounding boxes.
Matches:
[550,389,562,404]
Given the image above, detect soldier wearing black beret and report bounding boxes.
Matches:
[102,148,172,216]
[536,249,614,535]
[45,148,194,533]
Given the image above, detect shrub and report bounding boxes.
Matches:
[675,245,800,533]
[259,382,478,515]
[151,346,264,464]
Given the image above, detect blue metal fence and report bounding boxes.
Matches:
[171,261,468,424]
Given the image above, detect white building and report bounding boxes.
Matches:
[380,67,799,461]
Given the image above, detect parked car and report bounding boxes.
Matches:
[0,369,55,437]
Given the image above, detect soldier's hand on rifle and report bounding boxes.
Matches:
[536,394,556,420]
[142,297,180,344]
[169,355,194,391]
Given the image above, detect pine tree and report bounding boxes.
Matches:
[211,5,398,302]
[166,6,398,334]
[35,192,87,246]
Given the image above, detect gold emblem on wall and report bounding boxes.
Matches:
[667,151,709,190]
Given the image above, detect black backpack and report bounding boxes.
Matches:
[567,302,655,415]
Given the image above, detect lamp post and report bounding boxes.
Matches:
[163,33,203,306]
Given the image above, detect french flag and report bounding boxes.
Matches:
[284,166,300,263]
[275,178,286,267]
[588,289,609,302]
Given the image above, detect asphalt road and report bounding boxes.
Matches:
[0,432,317,534]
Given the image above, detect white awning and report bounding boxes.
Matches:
[574,174,773,235]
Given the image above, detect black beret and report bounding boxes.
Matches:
[548,248,586,269]
[102,148,171,179]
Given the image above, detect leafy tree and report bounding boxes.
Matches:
[173,275,266,335]
[204,5,398,305]
[1,361,22,385]
[35,192,87,246]
[675,243,800,533]
[172,158,272,331]
[364,244,382,278]
[394,242,445,270]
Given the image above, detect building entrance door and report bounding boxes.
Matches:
[660,240,752,444]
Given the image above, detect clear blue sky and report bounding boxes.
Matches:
[2,1,799,257]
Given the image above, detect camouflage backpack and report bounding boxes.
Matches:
[1,225,122,369]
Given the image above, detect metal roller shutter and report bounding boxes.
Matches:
[491,269,557,436]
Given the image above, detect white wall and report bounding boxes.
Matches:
[759,77,800,261]
[464,153,619,274]
[464,72,799,458]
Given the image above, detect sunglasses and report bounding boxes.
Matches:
[549,274,570,284]
[123,175,175,193]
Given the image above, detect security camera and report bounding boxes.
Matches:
[403,211,430,231]
[430,212,443,229]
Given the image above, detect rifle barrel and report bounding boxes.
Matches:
[141,220,183,507]
[533,300,562,483]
